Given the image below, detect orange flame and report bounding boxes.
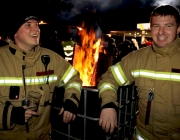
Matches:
[73,23,102,86]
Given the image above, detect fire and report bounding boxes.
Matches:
[73,23,102,87]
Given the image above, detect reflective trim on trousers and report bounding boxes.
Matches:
[136,133,144,140]
[134,128,148,140]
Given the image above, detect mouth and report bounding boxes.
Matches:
[157,36,167,41]
[30,34,39,39]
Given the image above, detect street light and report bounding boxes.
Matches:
[39,20,47,25]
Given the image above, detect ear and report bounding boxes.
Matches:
[177,25,180,34]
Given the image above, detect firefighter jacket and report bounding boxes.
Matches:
[98,37,180,140]
[0,40,82,140]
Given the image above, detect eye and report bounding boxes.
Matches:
[153,25,159,28]
[25,23,31,27]
[165,24,173,28]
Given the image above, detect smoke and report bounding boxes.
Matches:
[95,23,102,40]
[61,0,123,20]
[60,0,180,20]
[72,0,123,12]
[151,0,180,8]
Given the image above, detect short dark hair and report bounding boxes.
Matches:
[150,4,180,26]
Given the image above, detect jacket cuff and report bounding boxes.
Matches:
[63,99,77,115]
[102,102,118,110]
[2,101,14,130]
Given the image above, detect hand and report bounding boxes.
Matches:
[99,108,117,134]
[59,107,76,123]
[23,106,38,122]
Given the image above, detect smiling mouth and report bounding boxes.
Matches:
[30,34,39,38]
[157,36,167,41]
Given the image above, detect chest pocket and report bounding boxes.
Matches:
[27,84,52,115]
[136,86,150,108]
[135,78,153,100]
[171,83,180,115]
[135,78,153,122]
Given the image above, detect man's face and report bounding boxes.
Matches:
[151,15,180,48]
[14,19,40,51]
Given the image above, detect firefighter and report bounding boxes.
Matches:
[98,5,180,140]
[0,13,82,139]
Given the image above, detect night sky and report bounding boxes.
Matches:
[0,0,180,33]
[61,0,180,20]
[65,0,180,31]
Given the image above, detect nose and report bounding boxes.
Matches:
[32,24,40,32]
[158,27,164,35]
[35,26,40,32]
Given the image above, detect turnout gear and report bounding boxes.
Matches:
[0,40,82,139]
[98,37,180,139]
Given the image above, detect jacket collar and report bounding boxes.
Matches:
[152,37,180,56]
[8,40,41,68]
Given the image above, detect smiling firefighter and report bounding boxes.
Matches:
[0,11,82,140]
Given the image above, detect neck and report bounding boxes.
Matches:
[14,41,37,52]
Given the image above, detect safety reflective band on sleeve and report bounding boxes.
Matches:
[131,69,180,81]
[0,75,58,86]
[98,83,116,96]
[110,63,130,86]
[65,82,82,93]
[59,66,77,87]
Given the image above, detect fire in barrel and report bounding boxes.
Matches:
[72,22,103,87]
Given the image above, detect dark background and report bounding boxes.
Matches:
[0,0,179,36]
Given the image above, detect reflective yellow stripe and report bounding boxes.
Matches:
[135,128,148,140]
[59,66,77,86]
[65,82,82,92]
[0,79,22,84]
[110,63,130,86]
[98,83,116,96]
[132,69,180,82]
[0,75,57,86]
